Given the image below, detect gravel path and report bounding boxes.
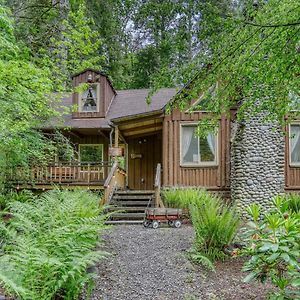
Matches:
[91,225,272,300]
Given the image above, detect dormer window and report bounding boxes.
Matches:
[79,84,100,112]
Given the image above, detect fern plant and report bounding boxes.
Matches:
[0,189,108,300]
[190,193,239,264]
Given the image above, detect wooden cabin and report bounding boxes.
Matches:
[12,69,300,208]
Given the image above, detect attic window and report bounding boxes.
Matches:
[80,84,99,112]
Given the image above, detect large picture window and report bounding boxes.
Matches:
[79,84,99,112]
[79,144,103,163]
[290,124,300,165]
[180,124,218,166]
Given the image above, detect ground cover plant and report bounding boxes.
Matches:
[163,188,239,268]
[0,189,108,300]
[242,194,300,300]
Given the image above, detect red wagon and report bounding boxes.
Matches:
[143,208,183,229]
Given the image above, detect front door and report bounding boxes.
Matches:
[128,133,162,190]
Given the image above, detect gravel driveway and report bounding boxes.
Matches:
[90,225,272,300]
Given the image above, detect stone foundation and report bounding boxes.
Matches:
[230,113,285,217]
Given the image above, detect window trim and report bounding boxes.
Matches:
[289,123,300,167]
[78,144,104,163]
[180,122,219,167]
[78,83,100,113]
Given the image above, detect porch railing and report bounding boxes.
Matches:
[7,162,113,185]
[154,163,164,208]
[102,161,126,204]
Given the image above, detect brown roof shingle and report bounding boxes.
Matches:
[47,88,177,129]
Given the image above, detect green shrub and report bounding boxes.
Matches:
[0,190,35,210]
[0,189,108,300]
[190,193,239,264]
[242,196,300,300]
[162,187,213,209]
[286,193,300,213]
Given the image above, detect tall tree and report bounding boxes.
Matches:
[0,3,59,188]
[168,0,300,131]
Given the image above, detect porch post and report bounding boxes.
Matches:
[114,126,119,148]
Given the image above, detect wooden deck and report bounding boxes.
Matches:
[8,162,112,189]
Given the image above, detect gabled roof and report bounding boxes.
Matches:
[47,87,177,130]
[108,88,177,121]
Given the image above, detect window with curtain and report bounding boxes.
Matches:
[80,84,99,112]
[290,124,300,165]
[180,124,217,166]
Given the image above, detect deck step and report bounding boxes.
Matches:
[107,206,147,212]
[105,220,144,225]
[112,195,153,200]
[115,190,154,195]
[110,200,150,206]
[111,212,145,219]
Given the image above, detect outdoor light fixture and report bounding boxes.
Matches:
[87,74,93,82]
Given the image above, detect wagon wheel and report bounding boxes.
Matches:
[174,220,182,228]
[168,220,174,227]
[143,220,151,228]
[152,220,159,229]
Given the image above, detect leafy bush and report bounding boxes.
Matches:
[162,187,213,210]
[0,190,35,210]
[285,193,300,213]
[0,189,108,300]
[190,192,239,264]
[163,188,239,266]
[242,196,300,300]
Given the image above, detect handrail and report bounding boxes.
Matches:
[7,162,112,185]
[102,161,126,205]
[154,163,164,208]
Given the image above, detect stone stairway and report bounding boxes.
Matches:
[105,190,154,224]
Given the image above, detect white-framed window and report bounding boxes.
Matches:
[79,144,103,163]
[289,124,300,166]
[180,123,218,166]
[79,84,100,112]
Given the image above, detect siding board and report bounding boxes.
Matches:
[162,108,230,190]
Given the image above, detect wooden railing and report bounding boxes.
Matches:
[103,162,126,204]
[154,163,164,208]
[7,162,112,185]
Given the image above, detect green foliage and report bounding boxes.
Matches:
[0,189,108,300]
[168,0,300,133]
[38,3,105,90]
[163,188,239,265]
[162,187,206,209]
[190,195,239,263]
[242,195,300,299]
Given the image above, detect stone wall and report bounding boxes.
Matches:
[230,113,285,217]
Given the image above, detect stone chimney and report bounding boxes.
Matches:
[230,112,285,217]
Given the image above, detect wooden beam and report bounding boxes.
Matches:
[114,126,119,147]
[119,119,161,131]
[98,129,109,140]
[123,126,163,137]
[122,123,162,135]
